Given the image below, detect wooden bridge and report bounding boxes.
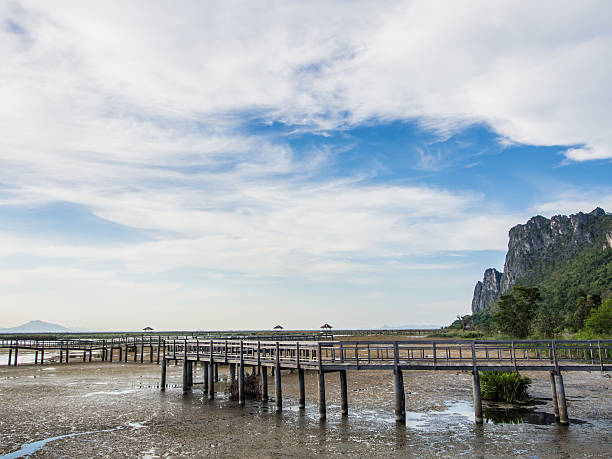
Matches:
[163,338,610,426]
[2,336,610,426]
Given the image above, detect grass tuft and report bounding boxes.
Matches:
[479,371,531,403]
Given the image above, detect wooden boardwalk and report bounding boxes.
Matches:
[2,336,610,426]
[163,338,610,425]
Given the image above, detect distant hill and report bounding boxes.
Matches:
[0,320,73,333]
[471,207,612,316]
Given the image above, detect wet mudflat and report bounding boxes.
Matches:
[0,362,610,458]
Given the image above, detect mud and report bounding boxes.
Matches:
[0,362,610,457]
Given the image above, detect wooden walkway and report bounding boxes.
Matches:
[162,338,611,425]
[2,336,610,426]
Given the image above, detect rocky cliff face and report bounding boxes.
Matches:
[471,207,610,314]
[471,268,502,313]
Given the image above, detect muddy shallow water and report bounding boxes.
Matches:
[0,362,610,458]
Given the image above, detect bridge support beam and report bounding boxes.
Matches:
[214,364,219,382]
[182,361,190,392]
[160,358,167,390]
[340,370,348,416]
[203,362,209,393]
[393,368,405,422]
[41,349,44,365]
[261,366,268,402]
[229,363,236,382]
[549,371,559,420]
[239,364,245,405]
[35,350,39,365]
[13,347,19,366]
[318,370,326,420]
[555,372,569,425]
[8,347,12,366]
[275,365,282,411]
[472,370,483,423]
[298,368,305,409]
[208,361,215,400]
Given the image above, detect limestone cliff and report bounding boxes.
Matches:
[471,207,612,314]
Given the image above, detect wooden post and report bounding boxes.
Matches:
[13,347,18,366]
[261,366,269,402]
[214,364,219,382]
[472,371,483,423]
[340,370,348,416]
[8,347,12,366]
[549,371,559,420]
[109,343,112,362]
[156,337,161,364]
[203,362,209,393]
[41,349,44,365]
[182,360,190,392]
[208,340,215,400]
[118,346,122,362]
[35,350,39,365]
[229,363,236,382]
[83,350,87,362]
[161,358,167,391]
[393,341,405,422]
[134,338,138,362]
[471,341,483,423]
[150,336,153,363]
[89,349,92,362]
[318,342,326,420]
[239,340,245,405]
[555,373,569,425]
[60,349,63,363]
[298,368,306,409]
[275,341,282,411]
[124,341,128,363]
[140,337,144,364]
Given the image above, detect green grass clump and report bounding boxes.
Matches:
[479,371,531,403]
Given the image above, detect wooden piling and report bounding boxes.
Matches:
[393,368,405,422]
[208,340,215,400]
[124,342,128,363]
[318,342,326,420]
[275,342,282,411]
[555,373,569,425]
[229,363,236,382]
[340,370,348,416]
[549,371,560,420]
[140,338,144,364]
[261,366,269,402]
[239,341,245,405]
[472,370,483,423]
[298,368,306,409]
[214,364,219,382]
[393,341,405,423]
[60,349,63,363]
[161,358,167,390]
[8,347,12,365]
[40,349,44,365]
[13,347,18,366]
[182,360,190,392]
[35,350,39,365]
[203,362,209,392]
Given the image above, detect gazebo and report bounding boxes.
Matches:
[273,325,284,330]
[320,323,333,329]
[143,326,154,332]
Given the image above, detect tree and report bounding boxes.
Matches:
[494,286,541,338]
[583,299,612,336]
[566,293,601,331]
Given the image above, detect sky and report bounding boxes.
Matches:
[1,1,611,330]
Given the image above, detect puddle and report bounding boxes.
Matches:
[3,422,148,458]
[83,389,138,398]
[483,405,587,425]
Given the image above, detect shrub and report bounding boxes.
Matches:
[479,371,531,403]
[228,373,261,401]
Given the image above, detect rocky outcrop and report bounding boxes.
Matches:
[471,268,502,313]
[471,207,611,314]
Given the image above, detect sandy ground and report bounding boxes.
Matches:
[0,359,611,458]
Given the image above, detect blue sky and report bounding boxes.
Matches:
[0,1,611,330]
